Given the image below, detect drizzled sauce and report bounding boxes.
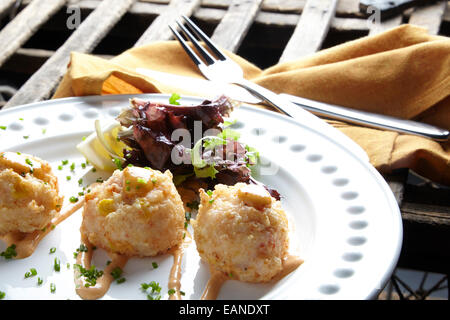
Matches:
[201,255,304,300]
[75,236,128,300]
[74,232,192,300]
[0,199,85,259]
[201,268,228,300]
[167,232,192,300]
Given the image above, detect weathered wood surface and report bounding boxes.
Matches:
[134,0,201,46]
[279,0,338,62]
[4,0,135,108]
[210,0,263,53]
[368,14,402,35]
[0,0,66,68]
[409,0,447,35]
[359,0,422,19]
[0,0,16,18]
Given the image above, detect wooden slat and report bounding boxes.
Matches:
[210,0,262,53]
[3,0,135,108]
[0,0,66,68]
[360,0,422,19]
[195,7,369,32]
[408,1,447,35]
[78,0,166,16]
[134,0,201,45]
[368,14,403,35]
[0,0,15,18]
[278,0,338,62]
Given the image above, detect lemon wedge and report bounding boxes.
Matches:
[76,120,127,171]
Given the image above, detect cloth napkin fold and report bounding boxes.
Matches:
[53,24,450,185]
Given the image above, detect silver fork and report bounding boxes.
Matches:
[169,16,449,147]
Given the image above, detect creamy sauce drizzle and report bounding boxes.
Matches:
[201,267,228,300]
[75,232,192,300]
[0,198,85,259]
[201,255,304,300]
[167,232,192,300]
[75,236,129,300]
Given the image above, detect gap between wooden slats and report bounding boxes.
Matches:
[134,0,201,46]
[3,0,135,109]
[0,0,16,18]
[210,0,262,53]
[279,0,338,62]
[0,0,66,68]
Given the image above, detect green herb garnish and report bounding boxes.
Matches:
[1,244,17,259]
[141,281,162,300]
[169,93,181,105]
[54,258,61,272]
[74,264,104,287]
[110,267,126,284]
[24,268,38,278]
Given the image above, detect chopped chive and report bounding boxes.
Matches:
[24,268,37,278]
[37,277,43,286]
[1,244,17,259]
[69,196,78,203]
[50,283,56,293]
[152,262,158,269]
[49,247,56,254]
[54,258,61,272]
[66,176,71,181]
[0,291,5,299]
[168,288,176,295]
[0,126,6,130]
[62,160,69,165]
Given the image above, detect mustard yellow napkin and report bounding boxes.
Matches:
[53,25,450,185]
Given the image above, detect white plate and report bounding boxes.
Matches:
[0,94,402,300]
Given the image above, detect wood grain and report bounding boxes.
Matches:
[3,0,135,108]
[0,0,66,68]
[278,0,338,62]
[210,0,262,53]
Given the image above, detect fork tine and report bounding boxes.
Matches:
[175,21,215,65]
[181,15,227,61]
[169,25,206,68]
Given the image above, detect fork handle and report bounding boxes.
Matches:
[234,79,370,161]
